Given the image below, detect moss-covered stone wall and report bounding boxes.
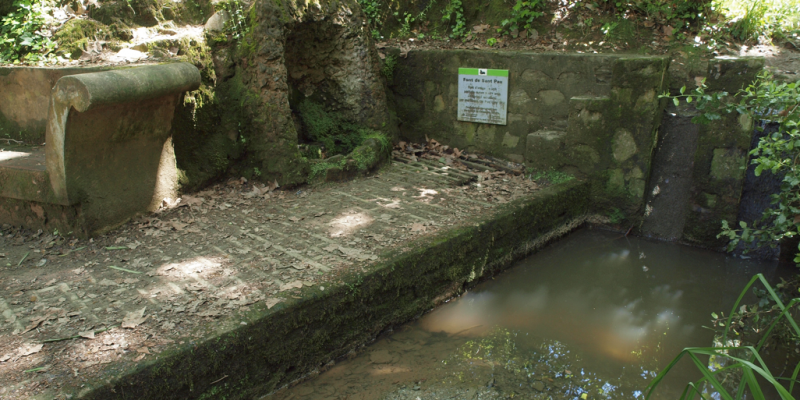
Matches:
[389,50,668,217]
[676,57,764,248]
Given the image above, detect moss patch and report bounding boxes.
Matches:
[52,19,107,59]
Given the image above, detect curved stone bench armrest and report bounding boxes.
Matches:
[45,63,201,205]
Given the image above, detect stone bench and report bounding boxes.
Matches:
[0,63,200,236]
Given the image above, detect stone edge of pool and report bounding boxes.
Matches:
[68,180,591,400]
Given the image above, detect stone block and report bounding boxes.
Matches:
[710,148,746,181]
[526,130,565,169]
[612,128,637,163]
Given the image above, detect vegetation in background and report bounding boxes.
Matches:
[297,99,388,158]
[358,0,383,39]
[0,0,58,63]
[717,0,800,40]
[218,0,248,40]
[381,53,397,81]
[498,0,544,37]
[441,0,467,39]
[393,0,435,38]
[307,130,390,180]
[527,167,574,185]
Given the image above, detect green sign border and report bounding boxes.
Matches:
[458,68,509,77]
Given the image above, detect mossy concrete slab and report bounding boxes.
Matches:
[0,163,588,399]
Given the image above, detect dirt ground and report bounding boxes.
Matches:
[0,148,547,399]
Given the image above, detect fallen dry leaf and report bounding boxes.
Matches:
[279,280,304,291]
[18,343,43,357]
[21,314,54,334]
[121,307,148,329]
[180,195,205,207]
[79,330,95,339]
[265,298,282,309]
[472,24,490,33]
[411,223,426,232]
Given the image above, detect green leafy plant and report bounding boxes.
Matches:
[663,71,800,263]
[219,0,248,40]
[498,0,544,36]
[527,167,574,185]
[608,207,625,224]
[0,0,58,63]
[486,37,497,46]
[645,274,800,399]
[601,20,619,36]
[381,54,397,81]
[602,0,712,34]
[441,0,468,39]
[358,0,383,38]
[716,0,799,41]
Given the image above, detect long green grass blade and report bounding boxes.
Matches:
[687,352,734,400]
[790,360,800,393]
[756,274,800,336]
[742,367,766,400]
[756,298,799,351]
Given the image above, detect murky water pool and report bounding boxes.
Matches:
[268,229,782,400]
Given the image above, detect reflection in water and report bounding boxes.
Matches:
[268,229,782,400]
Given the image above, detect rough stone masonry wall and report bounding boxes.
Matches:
[389,51,669,216]
[211,0,392,186]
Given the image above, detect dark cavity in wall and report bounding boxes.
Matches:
[734,122,784,261]
[641,104,700,241]
[284,20,347,149]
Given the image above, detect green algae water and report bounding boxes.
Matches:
[267,229,784,400]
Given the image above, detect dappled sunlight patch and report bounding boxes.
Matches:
[328,211,374,238]
[375,197,403,209]
[0,151,30,163]
[154,256,224,280]
[414,188,439,202]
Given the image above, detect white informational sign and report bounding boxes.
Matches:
[457,68,509,125]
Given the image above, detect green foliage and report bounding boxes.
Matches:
[309,157,346,180]
[608,207,625,224]
[441,0,468,39]
[0,0,57,63]
[527,168,575,185]
[498,0,544,36]
[357,0,383,39]
[381,54,396,81]
[218,0,248,40]
[645,274,800,399]
[602,0,712,33]
[297,99,388,157]
[307,131,388,180]
[393,0,434,38]
[359,0,381,28]
[663,71,800,264]
[486,37,497,46]
[717,0,800,40]
[728,0,769,40]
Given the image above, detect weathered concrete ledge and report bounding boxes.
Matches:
[72,180,589,399]
[0,63,200,237]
